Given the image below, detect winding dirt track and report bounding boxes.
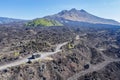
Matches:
[0,42,68,70]
[67,49,120,80]
[1,41,120,80]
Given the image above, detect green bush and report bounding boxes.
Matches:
[68,43,74,49]
[14,51,20,57]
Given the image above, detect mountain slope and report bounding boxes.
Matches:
[44,8,120,25]
[0,17,24,24]
[26,18,63,27]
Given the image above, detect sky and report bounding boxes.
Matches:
[0,0,120,21]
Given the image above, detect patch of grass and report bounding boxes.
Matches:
[26,18,63,27]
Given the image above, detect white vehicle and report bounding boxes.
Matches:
[31,54,41,59]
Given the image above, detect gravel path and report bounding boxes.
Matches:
[0,42,68,70]
[67,49,120,80]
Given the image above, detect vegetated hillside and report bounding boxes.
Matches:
[0,26,75,65]
[26,18,63,27]
[0,23,120,80]
[78,62,120,80]
[44,8,120,25]
[0,17,25,24]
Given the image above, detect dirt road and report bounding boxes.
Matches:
[0,42,68,70]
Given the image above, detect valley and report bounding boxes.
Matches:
[0,8,120,80]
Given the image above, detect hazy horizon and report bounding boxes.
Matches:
[0,0,120,22]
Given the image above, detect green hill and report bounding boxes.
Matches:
[26,18,63,27]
